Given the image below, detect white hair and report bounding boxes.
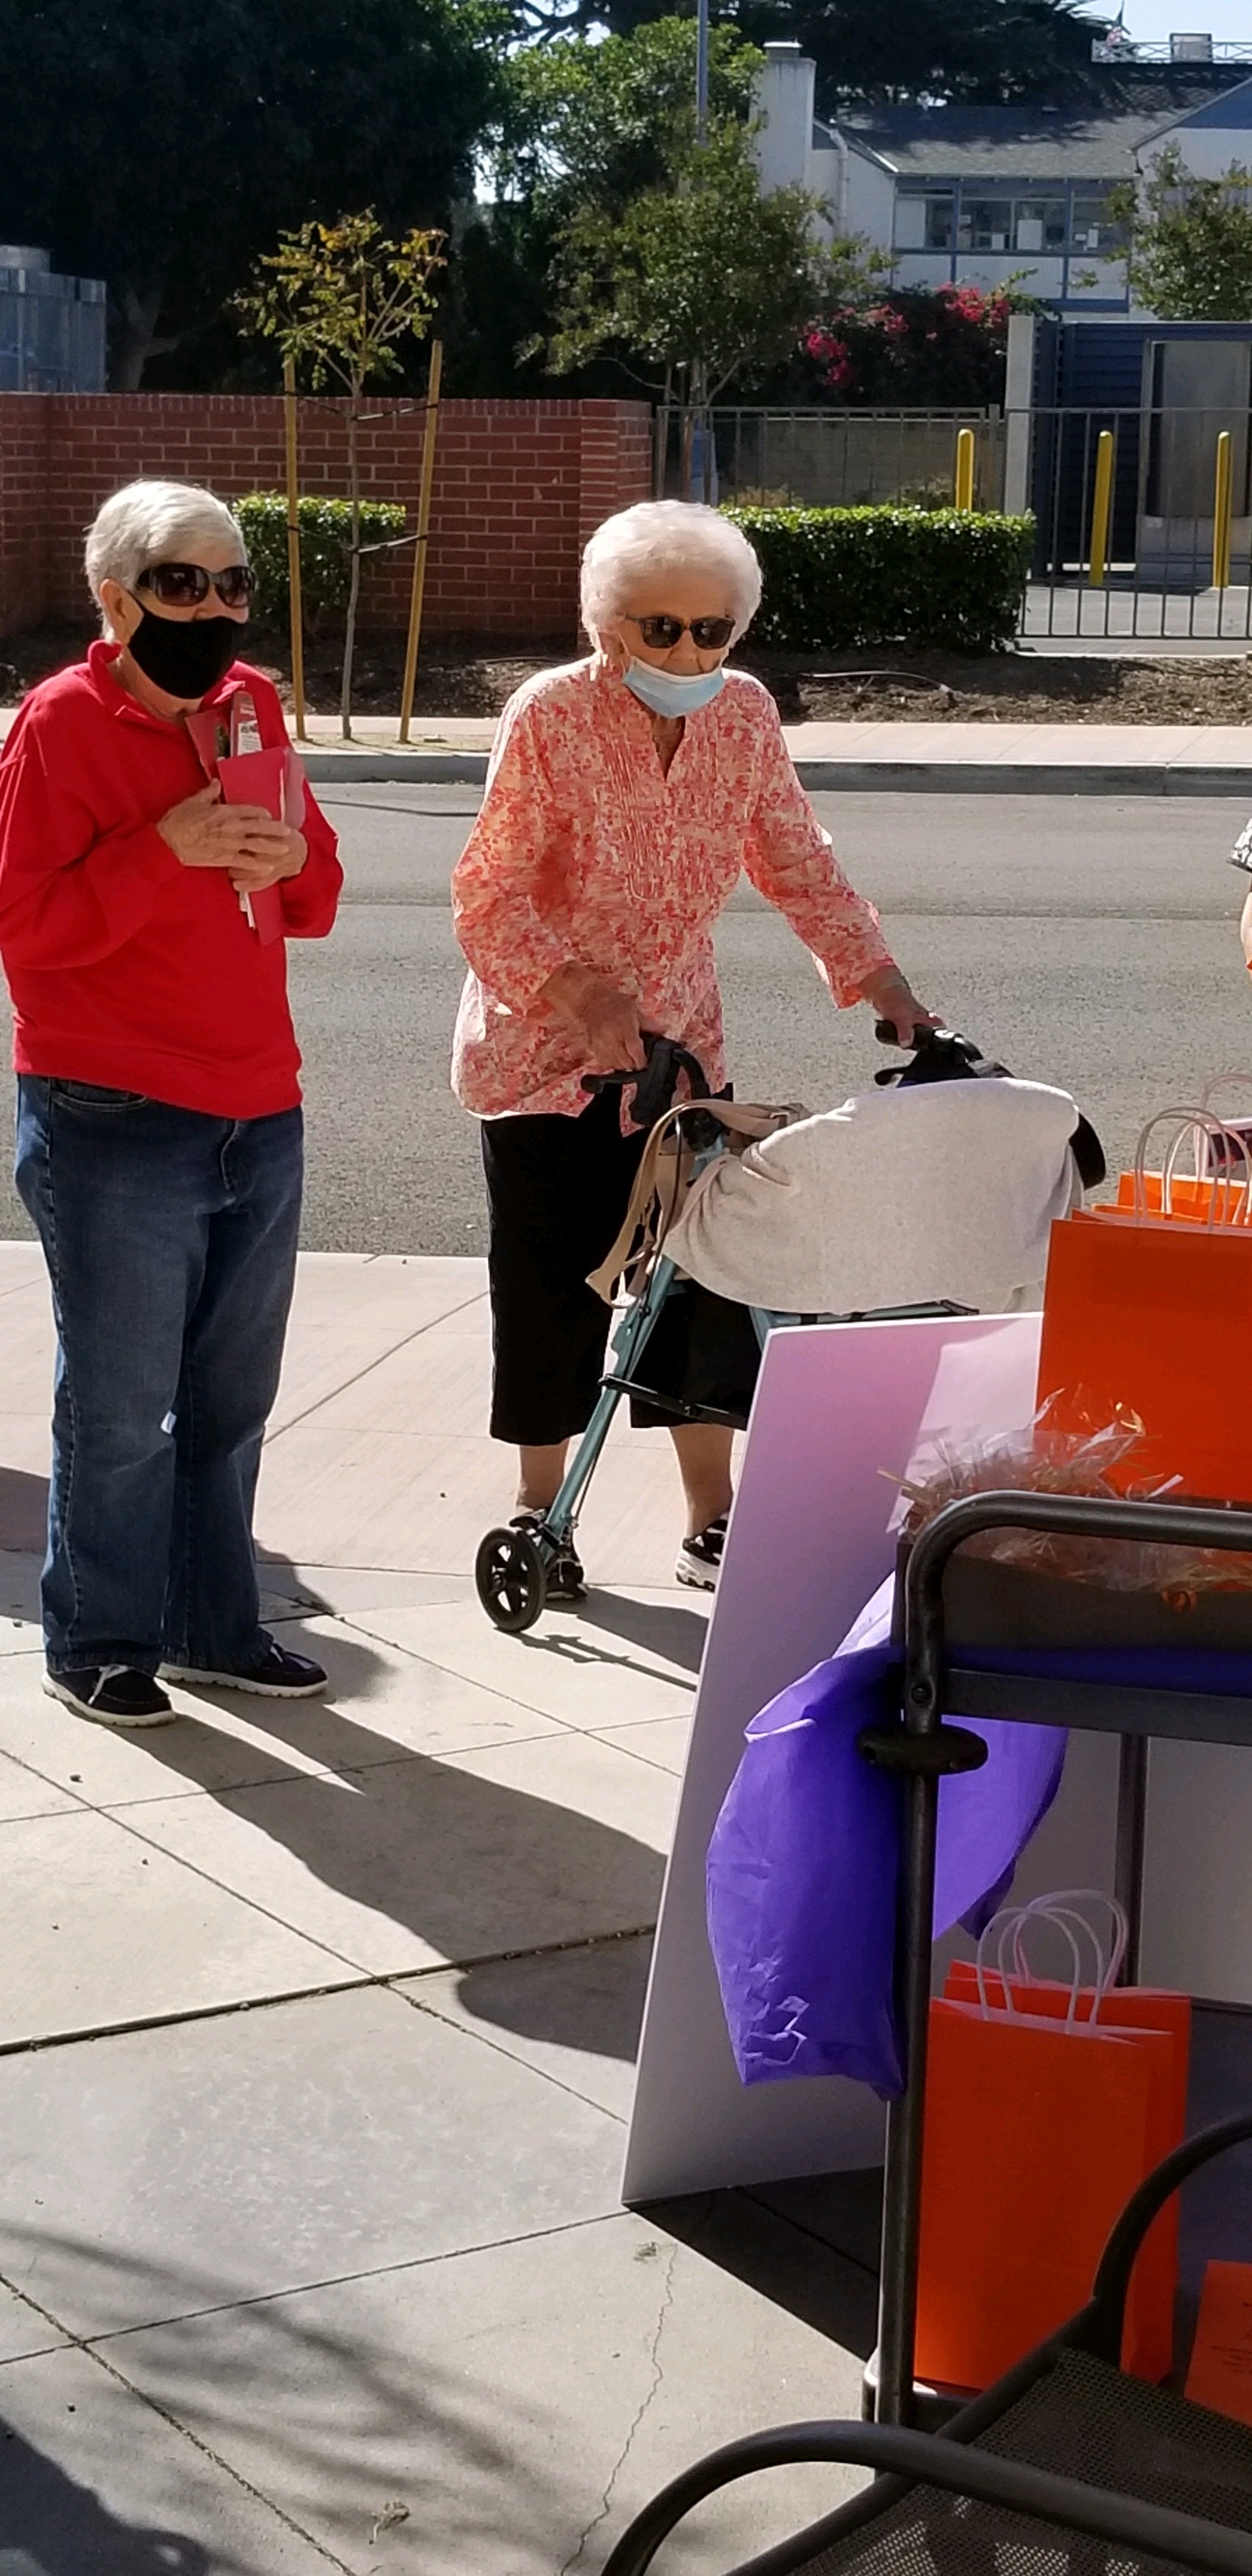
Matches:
[579,501,762,645]
[84,479,246,607]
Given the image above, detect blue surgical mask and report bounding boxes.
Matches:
[622,657,726,716]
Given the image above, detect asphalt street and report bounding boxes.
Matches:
[0,786,1249,1254]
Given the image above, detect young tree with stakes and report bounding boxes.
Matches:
[239,214,444,739]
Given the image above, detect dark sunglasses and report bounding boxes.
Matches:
[629,612,735,651]
[136,561,256,610]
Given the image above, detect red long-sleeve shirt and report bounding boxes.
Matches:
[0,642,342,1118]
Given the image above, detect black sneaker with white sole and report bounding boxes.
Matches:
[45,1666,174,1728]
[161,1637,329,1698]
[511,1513,588,1602]
[676,1513,728,1591]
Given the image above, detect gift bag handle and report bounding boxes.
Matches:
[1199,1071,1252,1116]
[1161,1113,1252,1222]
[1133,1109,1252,1230]
[976,1890,1129,2030]
[1008,1889,1129,2021]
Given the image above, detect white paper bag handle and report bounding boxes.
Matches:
[1133,1108,1252,1230]
[1009,1889,1129,2019]
[1199,1072,1252,1116]
[975,1889,1128,2029]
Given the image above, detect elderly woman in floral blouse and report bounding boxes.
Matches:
[452,499,936,1596]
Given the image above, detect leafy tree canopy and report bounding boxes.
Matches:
[539,124,884,400]
[507,0,1111,112]
[495,17,762,212]
[1116,142,1252,320]
[0,0,503,385]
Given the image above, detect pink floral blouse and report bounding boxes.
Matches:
[451,657,893,1118]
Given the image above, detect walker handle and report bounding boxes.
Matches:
[582,1035,710,1129]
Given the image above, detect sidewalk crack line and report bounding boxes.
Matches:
[558,2240,677,2575]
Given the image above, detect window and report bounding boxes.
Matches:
[1013,197,1067,252]
[958,196,1014,252]
[1070,193,1129,253]
[893,190,953,250]
[924,193,954,249]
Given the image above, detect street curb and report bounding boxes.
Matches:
[302,748,1252,797]
[303,751,488,784]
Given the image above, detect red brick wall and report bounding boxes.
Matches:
[0,393,654,643]
[0,394,52,636]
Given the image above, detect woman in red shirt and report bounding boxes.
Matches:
[0,478,342,1726]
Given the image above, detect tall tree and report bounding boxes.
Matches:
[507,0,1110,110]
[496,17,762,212]
[1117,142,1252,319]
[0,0,502,385]
[539,125,884,432]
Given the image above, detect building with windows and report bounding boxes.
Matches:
[752,42,1252,315]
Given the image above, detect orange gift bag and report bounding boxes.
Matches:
[1038,1110,1252,1503]
[915,1896,1185,2393]
[944,1893,1190,2385]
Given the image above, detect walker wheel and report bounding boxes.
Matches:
[475,1524,547,1632]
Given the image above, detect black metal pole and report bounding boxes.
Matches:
[1114,1734,1148,1983]
[875,1503,950,2426]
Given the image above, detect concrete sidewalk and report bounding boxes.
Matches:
[274,713,1252,794]
[5,702,1252,792]
[0,1243,865,2574]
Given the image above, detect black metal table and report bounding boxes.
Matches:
[872,1488,1252,2429]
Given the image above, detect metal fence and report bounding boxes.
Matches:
[656,399,1252,643]
[1020,401,1252,642]
[655,406,1005,513]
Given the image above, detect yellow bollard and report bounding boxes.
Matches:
[1088,430,1114,589]
[954,426,975,512]
[1213,430,1233,590]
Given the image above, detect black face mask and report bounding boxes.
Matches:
[125,606,243,701]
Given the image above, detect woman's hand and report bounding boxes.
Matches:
[158,782,277,870]
[860,967,941,1050]
[541,963,647,1071]
[227,825,308,895]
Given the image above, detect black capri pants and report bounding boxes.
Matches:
[482,1086,760,1446]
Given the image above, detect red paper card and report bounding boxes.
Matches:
[215,746,291,946]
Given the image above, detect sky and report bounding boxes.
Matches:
[1111,0,1252,38]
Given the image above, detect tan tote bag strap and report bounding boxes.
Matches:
[586,1099,802,1304]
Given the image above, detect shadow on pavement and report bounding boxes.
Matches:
[570,1587,709,1677]
[0,1473,48,1558]
[120,1617,665,2062]
[643,2171,882,2364]
[0,2236,588,2574]
[0,2420,207,2574]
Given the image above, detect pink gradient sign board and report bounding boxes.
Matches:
[622,1311,1126,2204]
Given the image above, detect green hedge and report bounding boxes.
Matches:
[235,493,408,627]
[725,505,1034,654]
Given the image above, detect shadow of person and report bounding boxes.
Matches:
[0,2234,614,2575]
[0,2420,207,2574]
[122,1620,666,2063]
[0,1472,49,1555]
[564,1588,709,1678]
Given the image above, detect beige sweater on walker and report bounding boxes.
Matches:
[665,1078,1083,1318]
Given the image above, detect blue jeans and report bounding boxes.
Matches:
[15,1079,303,1675]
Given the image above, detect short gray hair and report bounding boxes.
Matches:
[580,501,762,644]
[84,479,246,606]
